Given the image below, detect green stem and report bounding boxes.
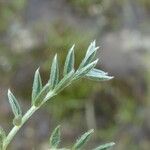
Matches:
[3,106,38,150]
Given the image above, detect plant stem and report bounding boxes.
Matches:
[3,106,38,150]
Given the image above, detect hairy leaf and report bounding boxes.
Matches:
[8,89,22,117]
[2,41,115,150]
[86,68,113,81]
[72,129,94,150]
[32,68,42,103]
[49,125,61,148]
[49,54,59,89]
[64,44,75,75]
[93,142,115,150]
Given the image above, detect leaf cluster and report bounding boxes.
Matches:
[49,126,115,150]
[30,40,113,107]
[0,41,114,150]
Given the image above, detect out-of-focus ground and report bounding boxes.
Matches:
[0,0,150,149]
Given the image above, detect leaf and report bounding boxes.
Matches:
[89,68,108,76]
[0,127,6,149]
[72,129,94,150]
[49,125,61,149]
[54,70,75,93]
[63,44,75,76]
[33,84,50,107]
[93,142,115,150]
[32,68,42,103]
[79,41,99,69]
[8,89,22,117]
[49,54,59,89]
[75,59,98,79]
[86,40,96,54]
[86,68,113,81]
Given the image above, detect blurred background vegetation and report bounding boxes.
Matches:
[0,0,150,149]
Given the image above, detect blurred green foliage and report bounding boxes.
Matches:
[0,0,26,31]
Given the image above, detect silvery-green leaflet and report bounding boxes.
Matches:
[0,41,115,150]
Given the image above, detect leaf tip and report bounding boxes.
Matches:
[92,40,96,45]
[54,54,58,59]
[7,89,13,98]
[111,142,115,146]
[72,44,75,49]
[108,76,114,80]
[94,58,99,64]
[89,128,94,133]
[37,67,40,72]
[8,88,10,94]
